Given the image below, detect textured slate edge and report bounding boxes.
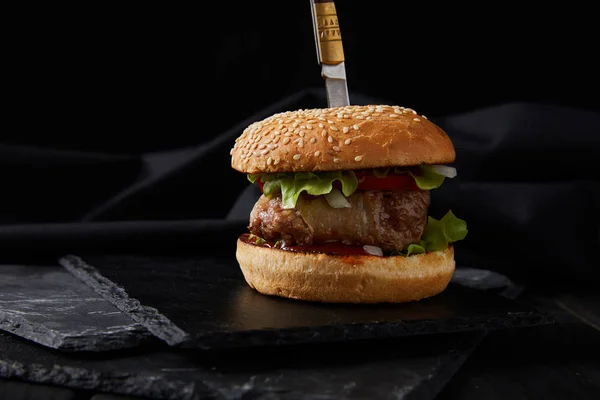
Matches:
[59,255,189,346]
[0,311,153,352]
[0,312,66,351]
[0,359,205,400]
[59,255,554,351]
[183,309,554,350]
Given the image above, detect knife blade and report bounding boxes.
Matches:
[310,0,350,107]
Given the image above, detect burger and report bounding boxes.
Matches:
[230,105,467,303]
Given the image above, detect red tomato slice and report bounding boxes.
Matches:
[355,173,421,191]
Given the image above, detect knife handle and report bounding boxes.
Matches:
[312,0,344,65]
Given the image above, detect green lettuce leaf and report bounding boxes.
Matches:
[408,166,446,190]
[396,210,467,256]
[246,165,449,209]
[250,171,358,209]
[421,210,468,252]
[405,241,427,256]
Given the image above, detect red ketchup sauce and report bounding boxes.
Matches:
[240,233,371,256]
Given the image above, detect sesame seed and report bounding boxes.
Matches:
[253,151,261,157]
[314,151,321,157]
[306,124,313,130]
[321,129,327,137]
[300,125,306,130]
[292,122,298,128]
[414,118,420,122]
[282,148,289,154]
[318,123,324,128]
[390,114,399,118]
[356,115,364,119]
[267,157,272,165]
[299,131,305,137]
[251,143,258,150]
[344,138,352,145]
[274,130,280,135]
[309,137,316,144]
[273,137,280,143]
[333,146,340,152]
[355,155,363,162]
[327,120,334,124]
[330,126,338,131]
[285,131,292,137]
[353,124,360,130]
[298,139,304,148]
[328,136,333,143]
[261,149,269,155]
[342,127,349,133]
[333,158,341,163]
[281,128,288,133]
[283,137,290,144]
[274,157,280,165]
[422,115,428,120]
[293,154,301,160]
[366,116,372,120]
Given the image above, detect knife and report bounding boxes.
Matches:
[310,0,350,107]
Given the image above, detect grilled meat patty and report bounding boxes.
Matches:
[248,190,430,252]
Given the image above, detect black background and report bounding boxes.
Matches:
[5,1,599,152]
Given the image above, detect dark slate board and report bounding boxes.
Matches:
[59,254,552,349]
[0,327,484,400]
[0,264,155,352]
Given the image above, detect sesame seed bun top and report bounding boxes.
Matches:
[230,105,456,174]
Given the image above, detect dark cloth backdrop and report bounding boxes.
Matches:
[1,88,599,293]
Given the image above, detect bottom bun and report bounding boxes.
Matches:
[235,237,455,304]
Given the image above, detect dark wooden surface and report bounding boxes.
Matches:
[438,293,600,399]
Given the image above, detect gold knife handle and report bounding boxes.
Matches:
[313,0,344,65]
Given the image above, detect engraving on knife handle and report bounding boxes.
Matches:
[314,1,344,65]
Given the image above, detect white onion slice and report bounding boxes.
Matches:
[432,165,457,178]
[363,245,383,257]
[324,189,351,208]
